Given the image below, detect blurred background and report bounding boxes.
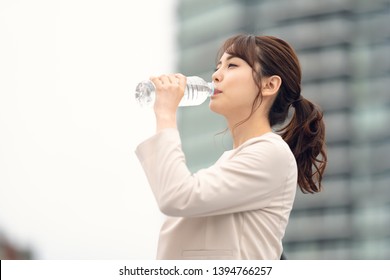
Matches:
[1,0,389,259]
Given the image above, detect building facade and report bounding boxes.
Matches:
[175,0,390,259]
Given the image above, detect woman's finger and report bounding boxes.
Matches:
[174,73,187,88]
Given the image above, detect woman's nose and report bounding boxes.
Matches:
[212,69,222,83]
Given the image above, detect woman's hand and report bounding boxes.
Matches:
[150,73,187,132]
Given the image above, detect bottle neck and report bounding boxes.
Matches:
[207,82,214,96]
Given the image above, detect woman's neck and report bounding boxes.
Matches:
[228,115,272,148]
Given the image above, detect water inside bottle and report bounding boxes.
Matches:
[135,81,155,107]
[179,82,211,106]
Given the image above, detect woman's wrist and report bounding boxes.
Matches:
[155,113,177,133]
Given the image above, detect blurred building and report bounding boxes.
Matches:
[175,0,390,259]
[0,231,32,259]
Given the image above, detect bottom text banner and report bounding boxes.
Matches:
[1,260,389,280]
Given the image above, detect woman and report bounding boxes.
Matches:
[135,34,327,259]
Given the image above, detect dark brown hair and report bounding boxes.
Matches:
[217,34,327,193]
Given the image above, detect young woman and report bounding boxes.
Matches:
[135,34,327,259]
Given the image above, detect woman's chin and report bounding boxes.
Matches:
[208,100,224,116]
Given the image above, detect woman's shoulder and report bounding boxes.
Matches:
[234,132,294,161]
[239,132,287,150]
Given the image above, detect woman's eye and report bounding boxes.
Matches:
[214,63,237,72]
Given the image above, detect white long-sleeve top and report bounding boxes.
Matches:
[135,128,297,259]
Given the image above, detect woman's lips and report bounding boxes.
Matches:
[214,89,222,95]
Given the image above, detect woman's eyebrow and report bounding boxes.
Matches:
[216,54,236,66]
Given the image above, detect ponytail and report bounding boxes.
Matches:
[279,98,327,193]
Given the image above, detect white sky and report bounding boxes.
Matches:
[0,0,177,259]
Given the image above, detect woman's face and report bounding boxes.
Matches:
[210,52,259,120]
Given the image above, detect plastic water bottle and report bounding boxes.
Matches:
[135,76,214,107]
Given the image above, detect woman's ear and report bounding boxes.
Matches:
[262,75,281,97]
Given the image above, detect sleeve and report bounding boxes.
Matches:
[135,128,293,217]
